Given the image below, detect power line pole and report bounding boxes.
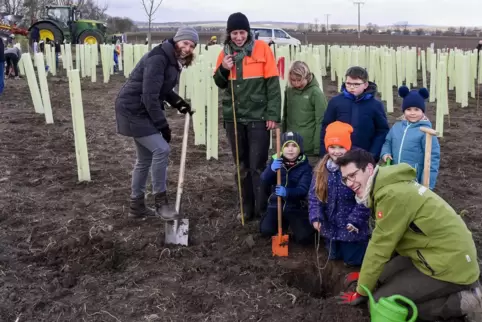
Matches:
[325,14,331,35]
[353,1,365,39]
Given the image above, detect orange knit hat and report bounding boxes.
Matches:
[324,121,353,151]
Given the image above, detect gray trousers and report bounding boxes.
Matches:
[130,133,170,198]
[374,255,474,321]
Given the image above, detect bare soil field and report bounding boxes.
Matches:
[127,31,480,49]
[0,66,480,321]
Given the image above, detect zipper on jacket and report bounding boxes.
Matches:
[397,123,411,164]
[417,250,435,275]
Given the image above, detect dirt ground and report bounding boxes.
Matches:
[1,63,480,322]
[129,31,480,49]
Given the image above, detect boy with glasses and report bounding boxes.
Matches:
[319,66,389,162]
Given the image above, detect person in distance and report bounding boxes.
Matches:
[115,26,197,220]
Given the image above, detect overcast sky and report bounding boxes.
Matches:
[106,0,481,27]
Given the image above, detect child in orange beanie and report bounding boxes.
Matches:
[308,121,371,266]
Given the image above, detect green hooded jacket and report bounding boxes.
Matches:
[282,74,327,156]
[357,163,480,296]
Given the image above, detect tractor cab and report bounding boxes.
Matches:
[29,4,106,45]
[45,6,81,28]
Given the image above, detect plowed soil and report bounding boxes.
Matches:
[0,65,479,322]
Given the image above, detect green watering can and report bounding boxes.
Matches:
[359,285,418,322]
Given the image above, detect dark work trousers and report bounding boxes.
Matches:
[326,239,368,266]
[5,53,19,77]
[225,121,270,219]
[373,255,477,321]
[260,207,314,245]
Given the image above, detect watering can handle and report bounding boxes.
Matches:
[386,159,391,166]
[389,295,418,322]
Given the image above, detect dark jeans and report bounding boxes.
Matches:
[260,207,314,244]
[374,255,475,321]
[225,121,270,218]
[5,53,19,77]
[326,239,368,266]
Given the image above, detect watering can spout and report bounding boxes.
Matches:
[360,285,376,310]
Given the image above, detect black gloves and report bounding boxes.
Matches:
[160,126,171,143]
[178,101,193,115]
[164,91,194,115]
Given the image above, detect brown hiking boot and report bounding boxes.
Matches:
[154,191,179,221]
[129,194,156,218]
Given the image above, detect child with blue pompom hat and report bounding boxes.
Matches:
[380,86,441,189]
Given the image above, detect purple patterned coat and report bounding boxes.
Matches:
[308,161,371,242]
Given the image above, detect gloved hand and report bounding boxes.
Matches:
[275,185,287,197]
[270,158,283,172]
[343,272,360,290]
[160,126,171,143]
[178,101,194,115]
[335,291,366,306]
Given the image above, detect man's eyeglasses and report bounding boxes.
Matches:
[345,82,365,88]
[341,169,360,186]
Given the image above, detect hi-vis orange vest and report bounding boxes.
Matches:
[212,40,282,123]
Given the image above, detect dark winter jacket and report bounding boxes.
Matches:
[308,159,371,242]
[319,82,389,161]
[261,154,313,212]
[0,38,4,62]
[115,39,184,138]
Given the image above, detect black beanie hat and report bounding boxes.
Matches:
[227,12,250,33]
[281,131,304,154]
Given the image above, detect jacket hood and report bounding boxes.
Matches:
[341,81,378,102]
[290,73,320,93]
[369,163,417,207]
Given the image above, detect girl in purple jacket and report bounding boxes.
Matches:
[308,121,371,266]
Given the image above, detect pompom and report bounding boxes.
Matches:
[398,85,410,98]
[418,87,429,100]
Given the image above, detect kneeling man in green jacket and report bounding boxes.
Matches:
[333,149,481,322]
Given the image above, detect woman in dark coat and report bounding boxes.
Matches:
[115,26,198,219]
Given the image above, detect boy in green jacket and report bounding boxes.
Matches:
[282,61,327,164]
[334,149,481,322]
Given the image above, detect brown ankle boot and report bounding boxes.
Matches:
[129,194,155,218]
[153,191,179,221]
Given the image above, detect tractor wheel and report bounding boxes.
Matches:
[30,22,64,44]
[78,30,104,45]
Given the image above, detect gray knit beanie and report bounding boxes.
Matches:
[173,26,199,45]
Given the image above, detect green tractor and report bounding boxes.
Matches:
[28,5,107,44]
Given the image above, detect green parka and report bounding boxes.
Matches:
[282,74,327,156]
[357,163,480,296]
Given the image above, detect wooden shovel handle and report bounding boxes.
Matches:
[276,128,282,237]
[175,113,190,214]
[420,127,437,188]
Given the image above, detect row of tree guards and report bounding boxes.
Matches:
[14,42,481,182]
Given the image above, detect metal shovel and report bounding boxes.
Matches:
[165,113,190,246]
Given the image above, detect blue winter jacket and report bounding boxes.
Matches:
[261,154,313,212]
[380,117,440,189]
[319,82,389,161]
[308,160,371,242]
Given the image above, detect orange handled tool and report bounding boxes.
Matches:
[272,127,289,257]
